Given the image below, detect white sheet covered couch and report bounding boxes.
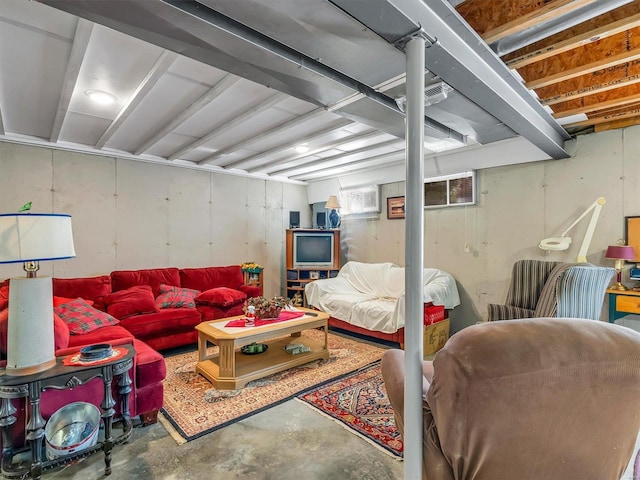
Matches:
[305,261,460,337]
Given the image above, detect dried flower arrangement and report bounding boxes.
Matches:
[244,295,291,320]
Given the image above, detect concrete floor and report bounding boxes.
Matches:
[47,396,403,480]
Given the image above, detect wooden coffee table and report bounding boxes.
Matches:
[195,308,329,389]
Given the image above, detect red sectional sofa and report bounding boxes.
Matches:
[0,264,261,430]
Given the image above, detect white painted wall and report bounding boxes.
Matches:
[2,126,639,329]
[0,142,310,298]
[338,126,640,331]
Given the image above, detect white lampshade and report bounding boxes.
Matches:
[326,195,341,210]
[0,213,75,263]
[0,212,75,375]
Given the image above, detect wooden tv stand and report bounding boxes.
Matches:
[285,229,340,270]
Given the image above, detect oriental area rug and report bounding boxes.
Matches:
[159,329,386,443]
[297,362,403,458]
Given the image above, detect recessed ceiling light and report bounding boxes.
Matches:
[85,89,117,105]
[295,144,310,153]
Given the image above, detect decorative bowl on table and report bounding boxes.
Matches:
[79,344,113,361]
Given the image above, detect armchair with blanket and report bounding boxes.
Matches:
[381,318,640,479]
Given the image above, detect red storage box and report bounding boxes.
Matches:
[424,304,445,325]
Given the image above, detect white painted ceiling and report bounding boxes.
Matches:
[0,0,572,186]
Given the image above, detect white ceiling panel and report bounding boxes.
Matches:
[59,112,113,146]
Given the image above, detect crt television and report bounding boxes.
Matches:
[293,231,335,269]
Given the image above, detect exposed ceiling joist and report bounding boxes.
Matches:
[168,92,287,161]
[460,0,640,135]
[135,73,239,155]
[50,19,93,143]
[96,50,178,149]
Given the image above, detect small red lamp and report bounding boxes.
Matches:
[605,245,636,290]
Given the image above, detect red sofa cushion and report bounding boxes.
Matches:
[155,284,199,309]
[52,275,112,303]
[0,285,9,311]
[238,284,262,299]
[195,287,246,307]
[0,309,69,352]
[103,285,159,319]
[196,302,245,322]
[179,266,244,291]
[111,268,180,297]
[65,325,135,350]
[132,338,166,387]
[118,308,201,339]
[55,298,119,334]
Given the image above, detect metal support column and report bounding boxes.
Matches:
[404,35,425,480]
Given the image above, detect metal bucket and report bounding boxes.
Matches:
[45,402,101,459]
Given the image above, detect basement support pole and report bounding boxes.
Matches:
[404,35,425,480]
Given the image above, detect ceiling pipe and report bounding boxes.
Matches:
[491,0,634,56]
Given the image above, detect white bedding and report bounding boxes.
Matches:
[305,261,460,334]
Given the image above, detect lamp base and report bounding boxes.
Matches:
[611,282,628,291]
[7,276,56,376]
[6,358,57,376]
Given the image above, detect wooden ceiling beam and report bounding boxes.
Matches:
[526,49,640,89]
[564,103,640,127]
[540,72,640,105]
[553,92,640,118]
[501,0,640,62]
[595,115,640,131]
[481,0,601,44]
[507,13,640,69]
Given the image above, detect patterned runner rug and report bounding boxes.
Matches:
[297,362,403,458]
[160,329,385,442]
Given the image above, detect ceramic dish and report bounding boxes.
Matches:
[241,343,268,355]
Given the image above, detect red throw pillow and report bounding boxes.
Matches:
[53,313,70,350]
[155,284,199,309]
[54,298,119,335]
[103,285,159,319]
[0,285,9,311]
[195,287,247,308]
[53,296,94,308]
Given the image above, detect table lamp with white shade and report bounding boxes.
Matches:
[0,212,75,375]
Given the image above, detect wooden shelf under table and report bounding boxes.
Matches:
[195,309,329,390]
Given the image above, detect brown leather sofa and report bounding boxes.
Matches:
[381,318,640,480]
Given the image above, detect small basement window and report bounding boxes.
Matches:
[424,171,476,208]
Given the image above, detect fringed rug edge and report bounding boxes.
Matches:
[294,397,403,461]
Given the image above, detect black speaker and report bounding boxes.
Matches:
[289,211,300,228]
[316,212,326,229]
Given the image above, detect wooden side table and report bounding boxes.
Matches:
[243,269,264,296]
[0,345,135,479]
[606,288,640,323]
